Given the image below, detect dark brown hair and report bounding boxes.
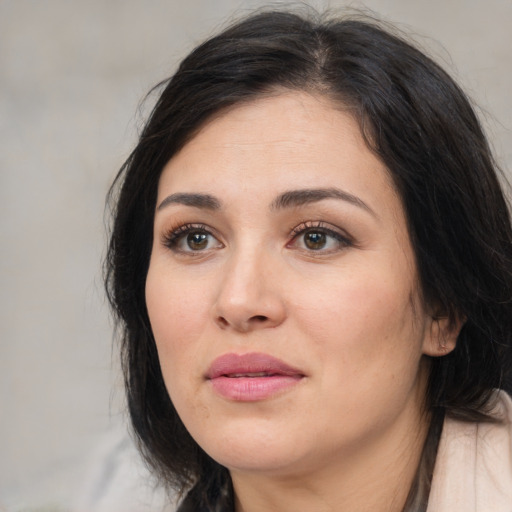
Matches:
[105,9,512,511]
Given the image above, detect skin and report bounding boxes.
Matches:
[145,92,458,512]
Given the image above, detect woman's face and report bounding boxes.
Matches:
[146,92,449,478]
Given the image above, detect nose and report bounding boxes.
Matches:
[212,247,286,333]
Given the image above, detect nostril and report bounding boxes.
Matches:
[216,317,229,328]
[251,315,269,323]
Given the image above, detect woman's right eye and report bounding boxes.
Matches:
[162,225,223,253]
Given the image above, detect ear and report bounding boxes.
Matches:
[422,309,465,357]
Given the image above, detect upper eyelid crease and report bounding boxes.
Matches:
[291,221,348,237]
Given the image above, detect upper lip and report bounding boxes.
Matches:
[206,352,304,379]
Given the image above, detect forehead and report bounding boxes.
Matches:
[158,91,399,211]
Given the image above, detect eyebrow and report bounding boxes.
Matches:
[156,187,375,216]
[271,188,375,216]
[157,192,221,211]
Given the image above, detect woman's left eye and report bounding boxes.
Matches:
[289,223,352,253]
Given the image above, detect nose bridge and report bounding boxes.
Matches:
[219,239,270,309]
[213,237,284,331]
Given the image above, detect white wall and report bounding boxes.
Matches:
[1,0,510,509]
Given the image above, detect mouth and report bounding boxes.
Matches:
[206,352,305,401]
[227,372,278,377]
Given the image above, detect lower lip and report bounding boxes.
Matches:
[209,375,303,401]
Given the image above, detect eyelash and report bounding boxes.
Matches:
[289,221,353,251]
[162,223,215,250]
[161,221,353,254]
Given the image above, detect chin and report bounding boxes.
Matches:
[192,418,310,474]
[214,446,308,475]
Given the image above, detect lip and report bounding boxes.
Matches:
[206,352,305,401]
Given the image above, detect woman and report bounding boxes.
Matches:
[105,9,512,512]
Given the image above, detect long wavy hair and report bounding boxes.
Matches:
[105,9,512,511]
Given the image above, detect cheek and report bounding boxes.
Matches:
[145,267,211,385]
[293,267,424,379]
[146,273,225,443]
[300,276,426,420]
[300,271,416,334]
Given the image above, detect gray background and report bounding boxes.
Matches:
[1,0,511,509]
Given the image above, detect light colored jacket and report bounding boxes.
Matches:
[427,391,512,511]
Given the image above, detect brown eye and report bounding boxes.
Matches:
[303,231,327,250]
[187,231,209,250]
[163,224,223,253]
[289,222,352,253]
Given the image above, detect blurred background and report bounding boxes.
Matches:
[1,0,510,510]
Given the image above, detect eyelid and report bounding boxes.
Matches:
[161,222,223,253]
[288,221,353,251]
[159,220,353,255]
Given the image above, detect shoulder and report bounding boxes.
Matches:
[428,390,512,512]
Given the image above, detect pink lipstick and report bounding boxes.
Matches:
[206,352,304,401]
